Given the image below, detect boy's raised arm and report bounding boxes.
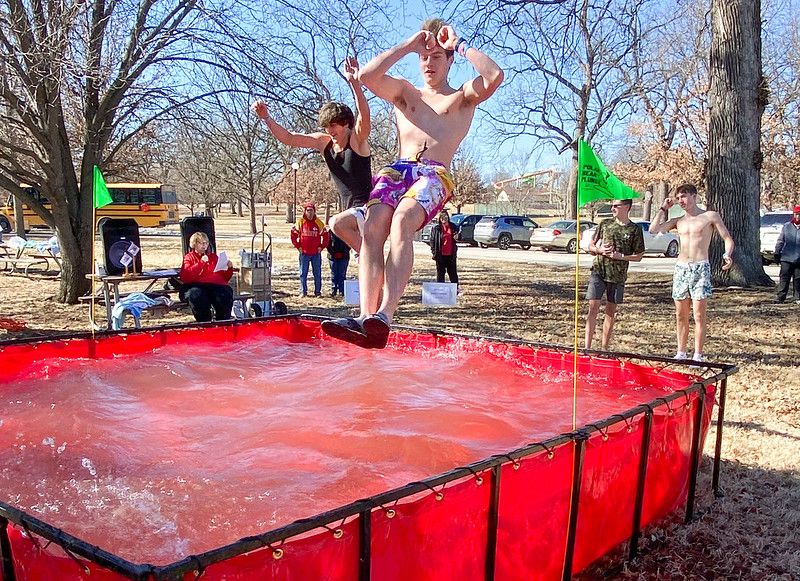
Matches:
[345,57,371,147]
[251,100,328,151]
[359,32,432,104]
[436,26,504,105]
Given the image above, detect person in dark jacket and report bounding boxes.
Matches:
[327,231,351,297]
[179,232,235,322]
[429,210,459,285]
[774,204,800,304]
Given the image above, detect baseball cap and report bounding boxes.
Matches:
[304,202,316,210]
[793,204,800,213]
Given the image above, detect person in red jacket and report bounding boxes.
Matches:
[291,203,330,297]
[180,232,235,322]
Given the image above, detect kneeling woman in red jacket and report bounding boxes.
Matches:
[180,232,235,322]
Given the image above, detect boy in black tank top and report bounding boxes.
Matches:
[252,57,371,254]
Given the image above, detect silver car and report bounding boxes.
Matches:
[474,215,539,250]
[530,220,596,254]
[760,211,793,264]
[580,221,680,257]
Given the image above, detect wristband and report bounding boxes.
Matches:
[457,40,468,56]
[723,253,731,261]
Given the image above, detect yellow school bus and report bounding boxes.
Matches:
[0,183,180,232]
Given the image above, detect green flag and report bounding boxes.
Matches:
[93,165,113,209]
[577,139,640,207]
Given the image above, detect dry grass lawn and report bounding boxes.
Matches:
[1,210,798,579]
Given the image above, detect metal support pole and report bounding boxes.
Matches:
[358,509,371,581]
[629,409,653,560]
[712,378,728,497]
[0,517,16,581]
[562,434,587,581]
[292,168,298,223]
[485,465,501,581]
[685,387,706,523]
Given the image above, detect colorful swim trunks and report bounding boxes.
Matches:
[672,260,713,300]
[367,158,455,228]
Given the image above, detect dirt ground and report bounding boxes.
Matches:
[1,210,798,579]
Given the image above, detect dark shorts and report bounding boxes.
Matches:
[586,272,625,304]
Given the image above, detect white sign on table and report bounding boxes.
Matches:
[343,279,360,305]
[422,282,458,307]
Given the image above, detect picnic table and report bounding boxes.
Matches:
[0,241,61,277]
[83,270,181,330]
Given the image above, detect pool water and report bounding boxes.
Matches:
[0,335,670,564]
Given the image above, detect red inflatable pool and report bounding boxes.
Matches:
[0,316,735,580]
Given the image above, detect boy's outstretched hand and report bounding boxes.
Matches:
[344,56,360,83]
[251,100,269,120]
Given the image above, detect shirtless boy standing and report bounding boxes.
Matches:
[323,18,503,349]
[649,184,735,361]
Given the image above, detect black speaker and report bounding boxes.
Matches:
[99,218,143,276]
[180,216,216,255]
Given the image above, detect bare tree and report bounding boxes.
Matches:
[451,145,487,212]
[465,0,654,219]
[612,2,708,216]
[0,0,279,302]
[707,0,771,286]
[760,7,800,209]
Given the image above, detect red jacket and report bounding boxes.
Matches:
[291,216,329,255]
[180,251,234,286]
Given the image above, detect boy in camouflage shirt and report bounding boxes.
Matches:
[585,199,645,350]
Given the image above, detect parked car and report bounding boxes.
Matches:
[580,220,680,257]
[418,213,484,245]
[451,213,484,246]
[419,221,435,244]
[760,210,793,264]
[530,220,596,254]
[474,215,539,250]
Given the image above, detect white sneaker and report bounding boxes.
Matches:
[692,353,706,362]
[675,351,688,360]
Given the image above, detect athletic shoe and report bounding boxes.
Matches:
[675,351,688,360]
[692,353,706,363]
[362,312,391,349]
[321,317,372,349]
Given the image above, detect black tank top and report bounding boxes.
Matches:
[322,141,372,209]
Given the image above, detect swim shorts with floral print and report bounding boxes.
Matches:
[367,158,455,228]
[672,260,713,300]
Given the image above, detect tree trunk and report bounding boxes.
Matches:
[14,197,26,239]
[56,174,93,304]
[566,148,578,220]
[707,0,771,286]
[648,181,670,221]
[248,193,257,235]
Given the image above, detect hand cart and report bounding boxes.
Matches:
[238,217,287,317]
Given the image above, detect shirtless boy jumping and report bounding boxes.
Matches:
[649,184,735,362]
[323,18,503,349]
[251,57,371,253]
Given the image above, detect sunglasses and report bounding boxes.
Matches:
[611,204,626,208]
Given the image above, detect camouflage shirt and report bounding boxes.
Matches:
[591,219,645,284]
